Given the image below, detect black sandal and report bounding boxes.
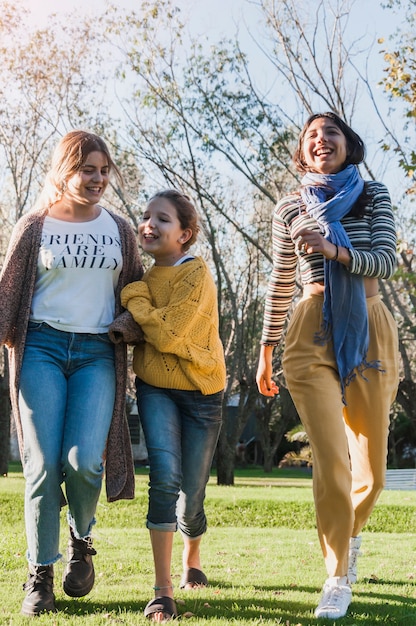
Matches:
[144,596,178,621]
[180,567,208,589]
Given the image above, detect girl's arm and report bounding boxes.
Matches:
[121,262,217,359]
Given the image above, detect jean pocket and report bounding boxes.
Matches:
[27,320,47,331]
[91,332,112,345]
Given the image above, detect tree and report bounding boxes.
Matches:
[0,1,124,471]
[379,0,416,196]
[1,0,415,481]
[105,1,302,483]
[377,0,416,461]
[106,0,416,482]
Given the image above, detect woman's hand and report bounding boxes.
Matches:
[256,345,279,397]
[296,228,352,265]
[296,228,337,260]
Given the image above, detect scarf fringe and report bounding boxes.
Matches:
[341,359,385,405]
[314,324,332,346]
[345,359,385,386]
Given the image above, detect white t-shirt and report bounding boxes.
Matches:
[30,208,123,333]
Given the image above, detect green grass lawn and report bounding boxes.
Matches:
[0,464,415,625]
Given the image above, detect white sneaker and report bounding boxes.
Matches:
[348,536,362,583]
[315,577,352,619]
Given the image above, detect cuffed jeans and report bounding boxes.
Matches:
[136,378,223,537]
[19,322,116,565]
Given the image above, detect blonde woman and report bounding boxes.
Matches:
[0,131,143,615]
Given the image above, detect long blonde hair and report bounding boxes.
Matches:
[34,130,123,210]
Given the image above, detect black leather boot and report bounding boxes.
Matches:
[21,564,56,616]
[63,529,97,597]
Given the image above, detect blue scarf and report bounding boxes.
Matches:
[300,165,381,401]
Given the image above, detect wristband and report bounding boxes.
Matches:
[331,244,339,261]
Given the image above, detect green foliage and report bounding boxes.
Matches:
[379,1,416,194]
[1,0,416,482]
[0,0,115,222]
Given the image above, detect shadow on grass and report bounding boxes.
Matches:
[55,597,312,621]
[54,582,416,624]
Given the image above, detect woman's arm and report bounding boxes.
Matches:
[261,200,298,346]
[0,215,40,347]
[347,182,397,279]
[256,344,279,396]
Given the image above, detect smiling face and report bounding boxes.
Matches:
[301,117,348,174]
[138,197,193,266]
[65,151,109,207]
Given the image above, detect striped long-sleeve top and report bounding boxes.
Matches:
[260,180,397,346]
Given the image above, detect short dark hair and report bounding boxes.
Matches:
[293,112,366,173]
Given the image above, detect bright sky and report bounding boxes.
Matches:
[21,0,402,93]
[22,0,402,97]
[21,0,402,39]
[19,0,406,192]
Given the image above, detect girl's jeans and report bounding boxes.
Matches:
[19,322,116,565]
[136,378,223,537]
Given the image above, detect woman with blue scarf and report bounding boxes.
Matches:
[256,112,399,620]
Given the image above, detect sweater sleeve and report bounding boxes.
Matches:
[110,212,143,315]
[0,215,40,347]
[348,182,397,279]
[121,263,215,360]
[260,200,298,346]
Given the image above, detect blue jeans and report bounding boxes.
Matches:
[19,322,116,565]
[136,378,223,537]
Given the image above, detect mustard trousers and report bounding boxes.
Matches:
[283,294,399,577]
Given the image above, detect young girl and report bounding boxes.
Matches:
[256,113,399,619]
[120,189,226,621]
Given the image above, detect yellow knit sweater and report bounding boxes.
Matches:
[121,257,226,395]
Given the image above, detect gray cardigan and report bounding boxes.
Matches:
[0,207,143,501]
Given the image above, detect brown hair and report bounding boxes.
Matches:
[36,130,123,209]
[150,189,200,251]
[293,112,366,174]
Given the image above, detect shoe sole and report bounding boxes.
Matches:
[63,579,95,597]
[63,560,95,597]
[21,603,57,616]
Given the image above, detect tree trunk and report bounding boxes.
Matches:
[259,386,299,473]
[215,383,262,485]
[216,425,235,485]
[263,455,274,473]
[396,379,416,424]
